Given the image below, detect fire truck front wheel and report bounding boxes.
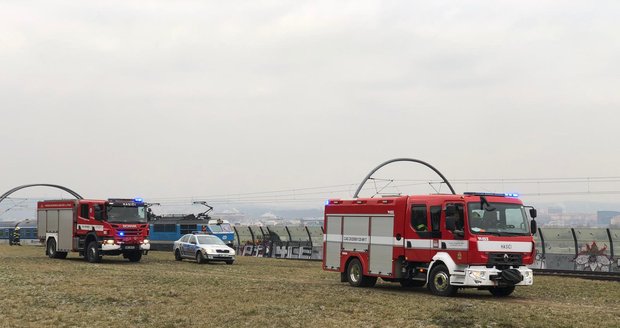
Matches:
[428,264,457,297]
[86,241,102,263]
[127,251,142,262]
[489,286,515,297]
[346,258,377,288]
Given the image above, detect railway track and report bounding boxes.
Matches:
[533,269,620,281]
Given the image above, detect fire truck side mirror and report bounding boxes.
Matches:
[530,220,537,235]
[529,208,537,219]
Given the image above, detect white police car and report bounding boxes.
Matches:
[173,233,236,264]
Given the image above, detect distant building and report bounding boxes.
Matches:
[597,211,620,226]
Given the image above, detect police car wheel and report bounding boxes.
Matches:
[489,286,515,297]
[175,249,183,261]
[428,264,457,297]
[196,252,206,264]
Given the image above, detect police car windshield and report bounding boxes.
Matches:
[196,235,226,246]
[467,202,530,236]
[107,206,147,223]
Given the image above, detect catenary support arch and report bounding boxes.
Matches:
[0,184,83,206]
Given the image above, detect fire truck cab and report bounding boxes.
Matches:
[323,192,537,297]
[37,198,150,263]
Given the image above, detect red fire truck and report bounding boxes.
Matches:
[323,193,537,297]
[37,198,150,263]
[323,159,538,297]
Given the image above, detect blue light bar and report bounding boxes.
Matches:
[119,231,125,237]
[464,192,520,198]
[134,198,144,203]
[324,200,330,206]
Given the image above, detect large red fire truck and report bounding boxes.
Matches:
[37,198,150,263]
[323,159,538,297]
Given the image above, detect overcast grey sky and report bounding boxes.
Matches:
[1,1,619,208]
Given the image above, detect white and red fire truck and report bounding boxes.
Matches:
[323,192,537,296]
[37,198,150,263]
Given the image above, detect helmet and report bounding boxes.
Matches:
[15,227,20,230]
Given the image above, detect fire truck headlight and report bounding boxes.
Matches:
[104,239,115,245]
[142,239,149,244]
[468,270,486,282]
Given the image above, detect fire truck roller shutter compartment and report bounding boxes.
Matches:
[58,209,73,251]
[369,216,394,276]
[37,210,47,240]
[325,215,342,270]
[47,210,59,234]
[342,216,370,252]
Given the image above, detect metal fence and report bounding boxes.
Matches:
[234,225,620,273]
[532,228,619,272]
[233,225,323,260]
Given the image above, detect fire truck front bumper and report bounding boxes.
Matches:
[462,266,533,287]
[101,242,151,251]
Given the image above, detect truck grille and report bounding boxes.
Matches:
[120,229,141,236]
[487,253,522,267]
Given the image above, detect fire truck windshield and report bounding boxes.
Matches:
[106,205,147,223]
[467,202,530,236]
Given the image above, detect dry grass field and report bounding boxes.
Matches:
[1,245,619,328]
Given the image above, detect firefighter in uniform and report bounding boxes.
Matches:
[12,227,21,246]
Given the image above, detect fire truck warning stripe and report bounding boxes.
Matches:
[342,235,370,243]
[404,239,469,250]
[370,236,396,246]
[405,239,432,248]
[477,241,532,252]
[325,234,342,242]
[325,234,405,246]
[77,224,104,231]
[325,214,394,218]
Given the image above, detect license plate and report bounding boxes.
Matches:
[124,246,136,250]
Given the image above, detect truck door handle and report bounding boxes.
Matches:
[406,241,412,248]
[441,242,447,249]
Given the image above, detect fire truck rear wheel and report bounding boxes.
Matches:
[47,238,58,259]
[175,249,183,261]
[489,286,515,297]
[428,264,457,297]
[86,241,102,263]
[347,258,377,287]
